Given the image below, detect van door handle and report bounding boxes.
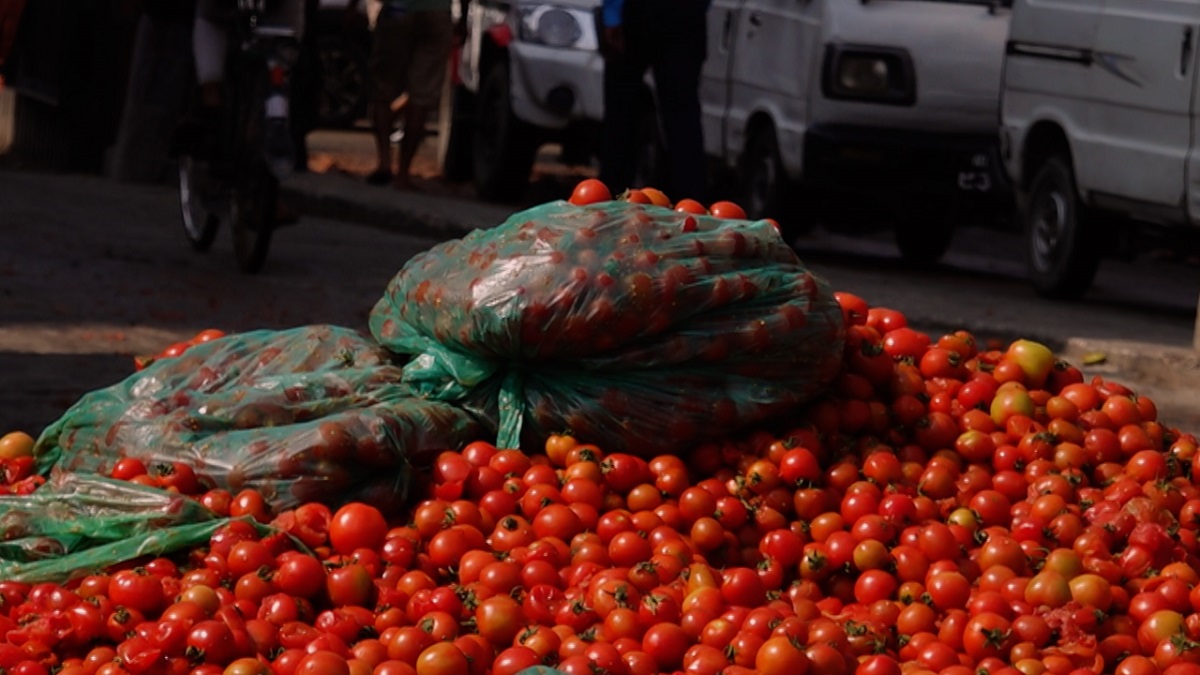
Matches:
[749,12,762,26]
[1183,26,1194,76]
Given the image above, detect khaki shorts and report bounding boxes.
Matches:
[369,10,453,108]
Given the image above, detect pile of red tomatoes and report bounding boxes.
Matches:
[2,292,1199,675]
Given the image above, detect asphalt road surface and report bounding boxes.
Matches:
[4,151,1200,437]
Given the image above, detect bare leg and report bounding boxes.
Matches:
[395,104,429,189]
[371,101,395,175]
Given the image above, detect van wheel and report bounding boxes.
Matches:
[473,62,537,202]
[741,125,811,241]
[740,126,785,221]
[1024,154,1102,299]
[895,203,954,264]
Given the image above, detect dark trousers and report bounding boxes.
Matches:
[599,0,707,202]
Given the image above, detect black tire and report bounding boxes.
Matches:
[178,155,221,251]
[740,125,813,241]
[441,84,476,183]
[313,34,369,129]
[1024,154,1102,299]
[231,164,276,274]
[229,63,276,274]
[895,203,954,265]
[740,125,786,221]
[473,62,538,202]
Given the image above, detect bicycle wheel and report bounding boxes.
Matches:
[228,57,276,274]
[178,154,220,251]
[230,162,276,274]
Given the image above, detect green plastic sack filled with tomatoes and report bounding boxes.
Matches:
[34,325,485,515]
[369,199,845,456]
[0,472,253,583]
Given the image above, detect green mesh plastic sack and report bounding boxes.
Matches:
[369,200,845,455]
[33,325,485,514]
[0,472,249,583]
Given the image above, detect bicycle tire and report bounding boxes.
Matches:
[178,154,220,251]
[228,55,276,274]
[231,162,276,274]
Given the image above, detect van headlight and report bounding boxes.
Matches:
[822,45,915,105]
[516,5,598,50]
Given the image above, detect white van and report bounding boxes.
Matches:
[1000,0,1200,299]
[702,0,1012,261]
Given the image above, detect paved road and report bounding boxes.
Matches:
[4,158,1200,438]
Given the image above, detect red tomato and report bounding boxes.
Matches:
[569,179,613,206]
[329,503,388,555]
[709,200,747,219]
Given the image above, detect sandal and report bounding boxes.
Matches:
[366,169,393,186]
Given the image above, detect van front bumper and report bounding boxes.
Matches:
[804,124,1011,202]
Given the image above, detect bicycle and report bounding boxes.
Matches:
[178,0,301,273]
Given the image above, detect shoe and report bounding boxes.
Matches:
[366,169,394,186]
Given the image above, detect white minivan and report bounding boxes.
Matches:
[702,0,1013,261]
[1000,0,1200,299]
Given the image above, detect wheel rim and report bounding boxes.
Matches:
[180,156,221,247]
[180,157,205,238]
[1030,186,1070,273]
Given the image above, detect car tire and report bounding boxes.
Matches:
[313,34,369,129]
[740,125,786,219]
[441,84,476,183]
[1024,154,1102,300]
[473,62,537,202]
[740,124,812,241]
[895,202,954,265]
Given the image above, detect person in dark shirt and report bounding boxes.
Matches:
[598,0,708,203]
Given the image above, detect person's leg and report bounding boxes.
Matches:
[395,10,453,188]
[395,104,429,188]
[599,55,647,195]
[192,12,227,108]
[366,15,409,180]
[599,4,650,195]
[647,5,707,201]
[371,98,396,176]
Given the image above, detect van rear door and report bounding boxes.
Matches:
[1088,0,1200,218]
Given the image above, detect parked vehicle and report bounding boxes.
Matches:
[1000,0,1200,299]
[702,0,1012,258]
[447,0,662,201]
